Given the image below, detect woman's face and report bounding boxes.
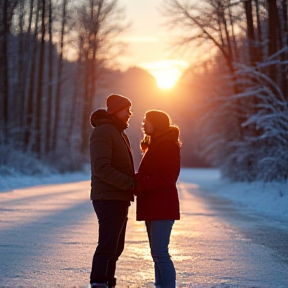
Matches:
[142,117,154,135]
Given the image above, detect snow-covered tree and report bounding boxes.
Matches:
[164,0,288,181]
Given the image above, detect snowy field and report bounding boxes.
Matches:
[1,167,287,222]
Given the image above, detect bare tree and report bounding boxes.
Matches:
[51,0,68,152]
[16,0,26,146]
[280,0,288,99]
[161,0,245,91]
[76,0,129,153]
[35,0,48,157]
[267,0,281,81]
[25,0,40,152]
[254,0,263,61]
[45,0,54,153]
[0,0,19,142]
[242,0,258,65]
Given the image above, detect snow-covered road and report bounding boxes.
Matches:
[0,180,287,288]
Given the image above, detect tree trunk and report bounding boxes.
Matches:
[216,11,225,48]
[81,0,95,153]
[221,7,233,65]
[0,0,10,143]
[24,0,35,144]
[228,3,239,61]
[281,0,288,100]
[45,0,53,153]
[243,0,257,65]
[254,0,263,62]
[80,0,104,153]
[267,0,280,82]
[52,0,67,152]
[25,0,39,152]
[67,55,81,148]
[67,37,84,150]
[35,0,46,158]
[284,0,288,48]
[17,0,26,147]
[80,57,91,154]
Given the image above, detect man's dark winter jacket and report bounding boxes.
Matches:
[136,129,180,221]
[90,109,135,202]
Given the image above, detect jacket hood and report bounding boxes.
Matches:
[148,127,181,150]
[90,109,128,131]
[90,109,111,128]
[154,127,180,144]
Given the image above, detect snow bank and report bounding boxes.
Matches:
[0,169,90,192]
[179,168,288,222]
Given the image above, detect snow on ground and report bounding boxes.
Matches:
[0,167,287,287]
[179,168,288,222]
[1,167,287,222]
[0,166,90,192]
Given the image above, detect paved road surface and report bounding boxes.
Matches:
[0,180,287,288]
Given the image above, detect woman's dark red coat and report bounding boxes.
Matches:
[136,130,181,221]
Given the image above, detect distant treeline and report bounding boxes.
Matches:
[0,0,287,182]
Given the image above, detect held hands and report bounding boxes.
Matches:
[132,173,150,196]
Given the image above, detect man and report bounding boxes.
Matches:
[89,94,135,288]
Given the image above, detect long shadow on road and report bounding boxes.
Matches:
[0,200,93,279]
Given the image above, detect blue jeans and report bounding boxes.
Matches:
[145,220,176,288]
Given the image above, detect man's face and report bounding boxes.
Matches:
[114,106,132,125]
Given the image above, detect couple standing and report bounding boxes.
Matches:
[89,94,181,288]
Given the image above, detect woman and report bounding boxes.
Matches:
[135,110,181,288]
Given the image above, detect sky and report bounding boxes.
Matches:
[118,0,190,88]
[119,0,175,66]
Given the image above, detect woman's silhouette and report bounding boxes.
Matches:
[135,109,181,288]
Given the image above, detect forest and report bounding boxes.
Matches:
[0,0,287,182]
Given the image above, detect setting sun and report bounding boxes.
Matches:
[153,69,181,89]
[141,60,189,90]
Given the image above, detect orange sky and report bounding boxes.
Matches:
[118,0,190,88]
[119,0,174,66]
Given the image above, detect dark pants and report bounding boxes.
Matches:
[90,200,130,286]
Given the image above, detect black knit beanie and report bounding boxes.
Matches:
[106,94,132,115]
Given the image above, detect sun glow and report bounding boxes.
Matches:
[153,69,181,89]
[141,60,189,90]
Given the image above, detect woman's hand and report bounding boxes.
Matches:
[132,174,150,196]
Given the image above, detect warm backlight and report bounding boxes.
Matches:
[153,68,181,89]
[141,60,188,90]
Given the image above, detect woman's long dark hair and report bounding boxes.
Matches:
[140,110,181,152]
